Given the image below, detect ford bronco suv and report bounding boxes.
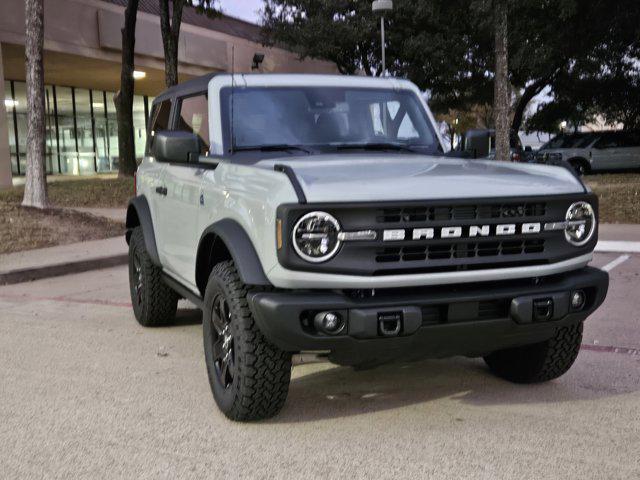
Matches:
[126,74,608,421]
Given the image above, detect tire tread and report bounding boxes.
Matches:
[205,261,291,421]
[484,323,583,383]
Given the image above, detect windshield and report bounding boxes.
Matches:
[221,87,440,154]
[541,133,585,150]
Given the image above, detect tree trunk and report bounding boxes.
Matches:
[510,78,548,145]
[159,0,185,88]
[22,0,48,208]
[115,0,139,177]
[493,0,510,161]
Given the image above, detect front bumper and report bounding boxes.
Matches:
[248,267,609,366]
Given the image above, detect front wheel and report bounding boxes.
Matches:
[128,227,179,327]
[484,323,583,383]
[203,261,292,421]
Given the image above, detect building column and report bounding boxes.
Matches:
[0,43,12,189]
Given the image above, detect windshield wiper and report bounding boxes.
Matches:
[232,144,311,154]
[335,142,422,153]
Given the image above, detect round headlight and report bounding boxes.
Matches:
[292,211,341,263]
[565,201,596,246]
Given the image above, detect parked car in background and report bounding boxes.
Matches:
[457,129,524,162]
[536,131,640,175]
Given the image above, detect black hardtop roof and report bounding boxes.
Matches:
[152,73,218,103]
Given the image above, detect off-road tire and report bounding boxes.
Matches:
[484,323,583,383]
[128,226,179,327]
[203,260,291,421]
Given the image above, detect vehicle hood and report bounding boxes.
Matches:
[256,153,585,203]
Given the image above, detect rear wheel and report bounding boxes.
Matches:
[128,227,179,327]
[484,323,583,383]
[203,261,291,421]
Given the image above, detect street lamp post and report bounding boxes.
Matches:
[372,0,393,75]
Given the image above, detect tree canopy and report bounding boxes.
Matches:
[263,0,640,133]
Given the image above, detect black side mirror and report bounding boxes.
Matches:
[152,130,201,163]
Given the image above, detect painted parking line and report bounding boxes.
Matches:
[595,240,640,253]
[601,254,631,272]
[0,292,131,308]
[581,344,640,356]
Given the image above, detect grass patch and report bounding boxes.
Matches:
[584,173,640,224]
[0,176,134,208]
[0,176,130,254]
[0,203,124,254]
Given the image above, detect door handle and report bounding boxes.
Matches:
[155,186,167,196]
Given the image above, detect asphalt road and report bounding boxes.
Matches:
[0,254,639,479]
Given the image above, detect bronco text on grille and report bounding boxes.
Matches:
[275,194,598,276]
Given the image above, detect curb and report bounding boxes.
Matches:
[594,240,640,253]
[0,241,635,287]
[0,254,128,286]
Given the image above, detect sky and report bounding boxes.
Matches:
[219,0,263,24]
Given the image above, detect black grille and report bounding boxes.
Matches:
[376,239,545,263]
[277,193,597,276]
[376,202,546,224]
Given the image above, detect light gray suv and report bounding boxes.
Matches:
[536,131,640,174]
[125,74,609,421]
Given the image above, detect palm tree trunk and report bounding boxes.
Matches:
[22,0,48,208]
[493,0,510,161]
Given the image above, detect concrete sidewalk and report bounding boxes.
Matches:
[0,237,127,285]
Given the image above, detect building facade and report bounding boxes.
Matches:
[0,0,337,188]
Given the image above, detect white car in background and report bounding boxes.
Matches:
[536,131,640,175]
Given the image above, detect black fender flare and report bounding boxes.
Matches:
[125,196,161,266]
[196,219,270,287]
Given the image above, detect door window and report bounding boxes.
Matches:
[594,133,621,149]
[176,95,210,153]
[619,131,640,148]
[147,99,172,153]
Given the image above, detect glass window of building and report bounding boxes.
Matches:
[177,95,210,152]
[74,88,97,175]
[105,91,119,171]
[44,85,59,174]
[92,90,111,173]
[12,82,28,174]
[3,81,150,176]
[55,86,79,174]
[133,95,147,162]
[4,81,18,174]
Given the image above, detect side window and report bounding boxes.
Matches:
[147,99,172,154]
[595,133,620,149]
[619,131,640,148]
[176,94,210,154]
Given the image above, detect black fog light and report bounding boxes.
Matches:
[571,290,586,311]
[313,311,345,335]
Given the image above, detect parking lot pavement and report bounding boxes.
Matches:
[0,255,638,480]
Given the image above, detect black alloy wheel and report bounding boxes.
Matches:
[210,293,235,389]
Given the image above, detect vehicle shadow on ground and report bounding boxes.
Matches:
[172,308,202,327]
[269,354,638,423]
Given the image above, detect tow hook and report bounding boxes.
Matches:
[378,312,402,337]
[533,298,554,322]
